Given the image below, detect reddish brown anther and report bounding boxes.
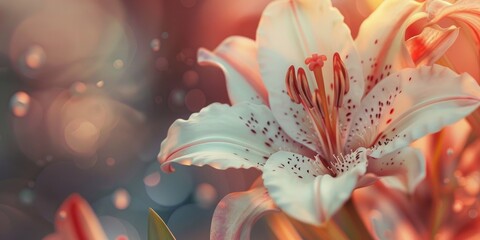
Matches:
[284,52,351,159]
[333,52,349,108]
[297,68,314,108]
[285,65,301,104]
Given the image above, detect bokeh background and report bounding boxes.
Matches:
[0,0,371,239]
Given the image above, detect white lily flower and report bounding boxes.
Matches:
[159,0,480,238]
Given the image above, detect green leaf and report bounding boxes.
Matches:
[148,208,176,240]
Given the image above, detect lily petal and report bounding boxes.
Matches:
[356,0,421,92]
[412,119,471,182]
[357,0,480,92]
[428,0,480,37]
[262,149,367,225]
[413,119,470,165]
[268,92,321,152]
[354,185,423,240]
[331,0,377,38]
[347,65,480,158]
[368,147,426,193]
[159,102,310,172]
[427,0,480,80]
[458,139,480,176]
[45,194,107,240]
[405,25,459,66]
[256,0,363,151]
[454,215,480,240]
[210,187,278,240]
[198,36,268,105]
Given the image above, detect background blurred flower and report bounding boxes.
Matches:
[355,120,480,239]
[43,194,107,240]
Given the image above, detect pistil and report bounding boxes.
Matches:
[306,54,338,156]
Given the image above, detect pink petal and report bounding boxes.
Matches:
[210,187,278,240]
[428,0,480,80]
[355,0,421,92]
[458,139,480,176]
[44,194,107,240]
[413,119,471,182]
[429,0,480,37]
[405,25,459,66]
[441,28,480,81]
[331,0,377,38]
[354,185,424,240]
[198,36,268,105]
[451,205,480,239]
[414,119,470,163]
[358,0,480,92]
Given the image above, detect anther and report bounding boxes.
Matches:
[313,89,326,119]
[333,53,349,108]
[285,65,301,104]
[297,68,313,108]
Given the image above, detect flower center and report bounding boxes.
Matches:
[285,53,350,175]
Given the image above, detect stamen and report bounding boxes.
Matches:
[285,65,314,108]
[283,53,351,170]
[317,155,337,177]
[333,53,349,108]
[297,68,313,108]
[284,64,332,157]
[305,54,338,155]
[312,89,326,119]
[285,65,301,104]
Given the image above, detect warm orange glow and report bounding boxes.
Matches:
[10,91,31,117]
[24,45,46,70]
[64,119,100,155]
[113,188,131,210]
